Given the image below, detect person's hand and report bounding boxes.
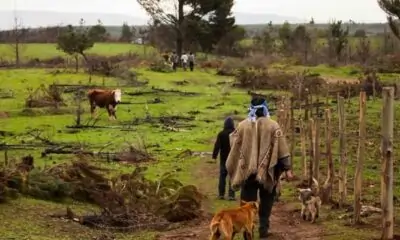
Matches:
[207,158,217,164]
[285,170,295,181]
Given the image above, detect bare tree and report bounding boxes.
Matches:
[137,0,186,56]
[9,16,26,67]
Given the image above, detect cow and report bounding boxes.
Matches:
[87,88,122,120]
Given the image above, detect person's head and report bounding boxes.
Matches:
[189,52,193,55]
[224,117,235,130]
[248,97,270,121]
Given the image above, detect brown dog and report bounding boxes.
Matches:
[209,200,259,240]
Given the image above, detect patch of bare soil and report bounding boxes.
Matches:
[156,157,325,240]
[0,111,9,118]
[324,76,358,84]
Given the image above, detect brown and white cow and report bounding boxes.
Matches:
[87,88,122,120]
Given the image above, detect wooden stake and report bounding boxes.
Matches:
[338,96,347,208]
[381,87,394,239]
[354,91,367,224]
[300,119,307,179]
[321,108,333,204]
[304,92,309,121]
[313,118,320,181]
[290,97,295,169]
[308,118,315,186]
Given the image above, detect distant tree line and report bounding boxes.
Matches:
[0,20,141,44]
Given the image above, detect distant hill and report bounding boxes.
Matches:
[0,10,304,30]
[0,10,149,30]
[0,10,389,37]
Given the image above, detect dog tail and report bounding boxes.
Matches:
[312,177,320,196]
[210,215,230,239]
[210,215,223,234]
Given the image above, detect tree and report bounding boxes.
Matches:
[88,20,107,42]
[355,35,371,65]
[253,26,275,55]
[378,0,400,40]
[214,25,245,56]
[292,25,312,63]
[278,21,292,54]
[9,16,27,67]
[120,22,134,42]
[327,20,349,62]
[136,0,235,57]
[56,19,94,72]
[354,29,367,38]
[209,0,235,45]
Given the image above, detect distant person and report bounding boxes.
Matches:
[188,52,195,71]
[181,52,188,71]
[212,117,236,201]
[170,51,179,71]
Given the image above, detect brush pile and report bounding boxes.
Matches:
[25,84,65,108]
[0,155,205,232]
[113,144,155,164]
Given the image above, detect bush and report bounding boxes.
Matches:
[149,59,174,73]
[198,59,223,69]
[26,169,71,201]
[25,84,65,108]
[234,68,327,100]
[375,54,400,74]
[216,58,246,76]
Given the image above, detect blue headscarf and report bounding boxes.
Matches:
[248,99,270,122]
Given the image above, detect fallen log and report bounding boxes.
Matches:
[151,86,200,96]
[0,143,48,150]
[161,233,198,239]
[126,87,200,97]
[65,125,136,130]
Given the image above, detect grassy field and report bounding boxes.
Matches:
[0,43,155,62]
[240,36,387,50]
[0,46,399,239]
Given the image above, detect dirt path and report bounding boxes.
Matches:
[156,158,324,240]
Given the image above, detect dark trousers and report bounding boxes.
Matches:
[219,163,235,198]
[240,174,276,235]
[172,62,178,71]
[189,61,194,71]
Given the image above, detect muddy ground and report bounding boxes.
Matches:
[156,159,324,240]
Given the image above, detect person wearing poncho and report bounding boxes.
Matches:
[226,97,294,239]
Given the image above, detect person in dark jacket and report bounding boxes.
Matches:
[212,117,236,200]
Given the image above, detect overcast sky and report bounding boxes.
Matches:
[1,0,389,23]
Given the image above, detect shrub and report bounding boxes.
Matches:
[25,85,65,108]
[149,59,174,73]
[216,58,245,76]
[198,59,223,69]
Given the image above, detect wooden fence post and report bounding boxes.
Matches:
[321,108,333,204]
[354,91,367,224]
[338,96,347,208]
[381,87,394,239]
[308,118,315,186]
[300,119,307,179]
[313,118,320,181]
[290,97,295,169]
[304,91,309,121]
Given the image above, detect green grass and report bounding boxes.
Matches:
[269,63,400,83]
[0,66,399,239]
[0,43,155,62]
[240,36,385,49]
